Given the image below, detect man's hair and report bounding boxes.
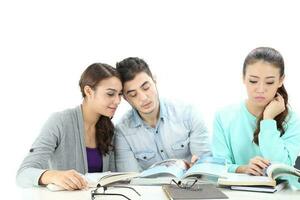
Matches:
[116,57,153,83]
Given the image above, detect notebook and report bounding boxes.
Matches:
[230,180,287,193]
[162,184,228,200]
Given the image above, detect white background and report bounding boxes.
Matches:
[1,0,300,198]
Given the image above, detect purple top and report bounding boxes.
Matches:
[86,147,103,173]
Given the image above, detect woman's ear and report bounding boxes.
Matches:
[83,85,93,98]
[279,75,285,88]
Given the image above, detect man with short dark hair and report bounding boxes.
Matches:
[114,57,211,172]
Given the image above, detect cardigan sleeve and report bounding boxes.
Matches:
[16,112,63,187]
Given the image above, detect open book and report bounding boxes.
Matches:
[218,163,300,190]
[46,171,139,191]
[130,156,227,185]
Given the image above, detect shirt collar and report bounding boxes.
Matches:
[132,109,143,128]
[131,98,167,128]
[159,98,167,120]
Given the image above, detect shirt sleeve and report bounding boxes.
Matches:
[212,112,239,173]
[16,113,62,187]
[259,113,300,166]
[114,125,142,172]
[187,105,212,158]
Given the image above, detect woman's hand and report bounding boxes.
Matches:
[236,156,270,176]
[39,169,88,190]
[263,93,286,120]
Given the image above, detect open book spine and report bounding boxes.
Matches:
[268,164,300,180]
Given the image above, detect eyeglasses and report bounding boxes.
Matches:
[170,179,203,191]
[91,184,141,200]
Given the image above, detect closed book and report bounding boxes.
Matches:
[162,184,228,200]
[230,180,287,193]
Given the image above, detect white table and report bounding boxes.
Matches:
[18,185,300,200]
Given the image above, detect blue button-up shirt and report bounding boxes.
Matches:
[114,98,211,172]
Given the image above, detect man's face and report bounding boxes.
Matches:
[123,72,159,115]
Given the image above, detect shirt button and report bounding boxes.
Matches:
[160,150,164,153]
[156,130,158,134]
[143,156,147,159]
[181,144,184,148]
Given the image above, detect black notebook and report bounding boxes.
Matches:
[162,184,228,200]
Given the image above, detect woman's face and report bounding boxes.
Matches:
[87,76,122,118]
[243,61,284,108]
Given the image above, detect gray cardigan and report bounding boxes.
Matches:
[16,105,115,187]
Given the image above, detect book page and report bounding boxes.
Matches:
[139,159,188,178]
[183,157,227,179]
[46,172,139,190]
[266,163,300,179]
[130,176,176,185]
[230,180,287,193]
[218,173,276,187]
[86,172,139,187]
[85,171,112,184]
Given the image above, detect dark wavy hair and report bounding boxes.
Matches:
[79,63,120,155]
[243,47,288,145]
[116,57,153,84]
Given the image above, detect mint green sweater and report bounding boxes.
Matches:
[212,102,300,173]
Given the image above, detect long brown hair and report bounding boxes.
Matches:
[243,47,288,145]
[79,63,120,155]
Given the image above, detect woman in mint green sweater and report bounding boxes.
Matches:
[212,47,300,177]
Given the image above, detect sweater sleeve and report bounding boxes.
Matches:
[16,113,62,187]
[259,113,300,166]
[212,112,239,173]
